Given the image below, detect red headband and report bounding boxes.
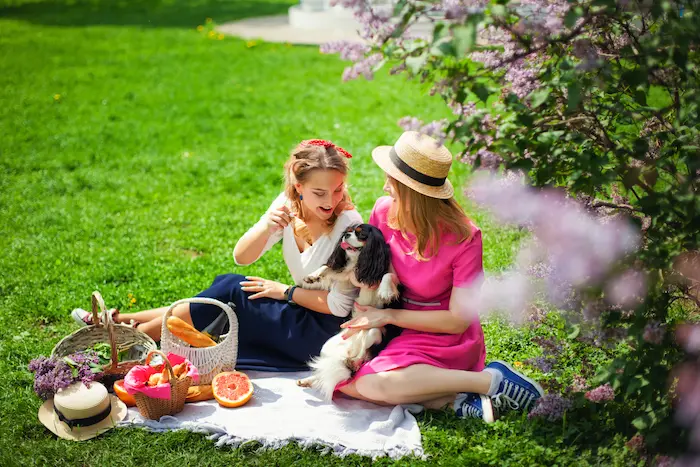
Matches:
[301,139,353,159]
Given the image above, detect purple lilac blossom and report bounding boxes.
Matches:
[570,375,588,393]
[643,321,665,345]
[28,351,103,400]
[528,393,573,421]
[625,434,645,453]
[585,383,615,402]
[525,356,555,373]
[605,268,647,309]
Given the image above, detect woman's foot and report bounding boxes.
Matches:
[455,393,495,423]
[485,360,544,417]
[71,307,119,327]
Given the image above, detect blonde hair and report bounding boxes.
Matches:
[283,142,353,244]
[387,176,472,261]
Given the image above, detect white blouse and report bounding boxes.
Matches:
[234,192,363,317]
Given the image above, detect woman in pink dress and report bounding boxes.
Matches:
[337,131,544,422]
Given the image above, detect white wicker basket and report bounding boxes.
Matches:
[160,297,238,385]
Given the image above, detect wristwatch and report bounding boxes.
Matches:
[284,285,298,306]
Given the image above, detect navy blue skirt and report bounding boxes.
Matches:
[189,273,346,372]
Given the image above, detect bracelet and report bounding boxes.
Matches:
[286,285,298,306]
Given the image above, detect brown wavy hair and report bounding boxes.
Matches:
[283,142,354,244]
[386,176,473,261]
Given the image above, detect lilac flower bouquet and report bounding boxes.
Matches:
[28,351,104,400]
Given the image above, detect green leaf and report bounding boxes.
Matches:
[564,6,583,29]
[473,83,491,102]
[434,39,455,57]
[529,87,552,108]
[622,68,648,87]
[392,0,408,16]
[567,82,582,112]
[567,324,580,340]
[432,22,446,42]
[453,22,477,56]
[632,414,654,430]
[372,58,387,72]
[405,53,428,74]
[491,4,507,17]
[63,356,78,367]
[634,89,647,106]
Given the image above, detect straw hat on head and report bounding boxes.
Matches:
[38,381,127,441]
[371,131,454,199]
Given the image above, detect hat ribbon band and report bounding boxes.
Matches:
[389,147,446,187]
[54,403,112,430]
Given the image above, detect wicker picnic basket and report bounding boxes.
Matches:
[160,297,238,385]
[133,350,193,420]
[52,291,157,384]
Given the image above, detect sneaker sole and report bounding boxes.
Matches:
[491,360,545,398]
[481,394,495,423]
[70,309,90,327]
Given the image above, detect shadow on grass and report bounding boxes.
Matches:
[0,0,294,28]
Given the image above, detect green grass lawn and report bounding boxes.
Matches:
[0,0,644,465]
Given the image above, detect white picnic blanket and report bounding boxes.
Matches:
[119,370,424,459]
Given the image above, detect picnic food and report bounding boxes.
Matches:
[186,384,215,402]
[166,316,217,348]
[113,379,136,407]
[212,371,254,408]
[145,362,190,386]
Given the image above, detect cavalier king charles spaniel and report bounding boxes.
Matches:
[296,223,401,400]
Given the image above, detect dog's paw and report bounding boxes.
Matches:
[378,274,400,302]
[303,275,321,285]
[297,378,313,387]
[344,357,365,372]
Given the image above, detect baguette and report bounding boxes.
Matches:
[186,384,215,402]
[166,316,217,348]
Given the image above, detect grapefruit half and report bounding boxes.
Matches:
[212,371,254,408]
[113,379,136,407]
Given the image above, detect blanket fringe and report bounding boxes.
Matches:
[119,419,425,460]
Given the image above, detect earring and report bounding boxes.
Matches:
[299,194,303,200]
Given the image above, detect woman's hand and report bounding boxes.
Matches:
[240,276,288,300]
[340,303,394,339]
[264,205,293,234]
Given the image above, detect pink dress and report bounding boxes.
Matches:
[343,196,486,383]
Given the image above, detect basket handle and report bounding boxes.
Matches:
[160,297,238,365]
[145,350,176,384]
[90,291,106,329]
[101,301,120,371]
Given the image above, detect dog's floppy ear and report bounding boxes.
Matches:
[355,226,390,287]
[325,237,348,271]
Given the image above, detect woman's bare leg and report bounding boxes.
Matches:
[421,394,457,410]
[338,364,492,406]
[120,304,195,341]
[113,306,171,324]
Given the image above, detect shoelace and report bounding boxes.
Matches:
[461,399,482,418]
[491,380,536,412]
[491,393,520,412]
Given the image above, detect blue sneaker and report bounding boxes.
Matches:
[455,393,495,423]
[486,360,544,414]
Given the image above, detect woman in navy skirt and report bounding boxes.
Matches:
[72,139,362,372]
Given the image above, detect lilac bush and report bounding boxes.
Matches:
[322,0,699,456]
